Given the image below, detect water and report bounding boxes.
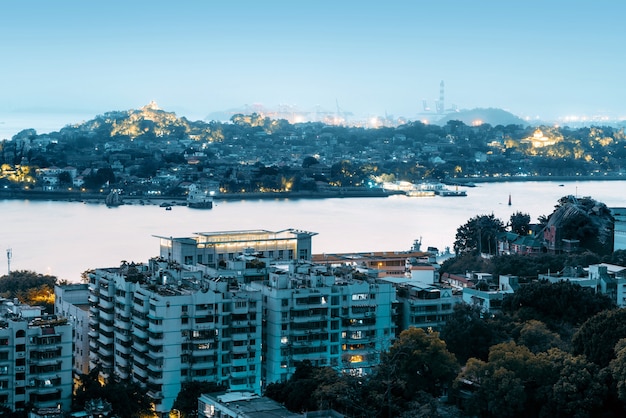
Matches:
[0,180,624,282]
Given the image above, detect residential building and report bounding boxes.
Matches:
[461,275,518,313]
[250,262,395,384]
[381,278,461,332]
[0,298,73,412]
[312,249,433,278]
[198,392,303,418]
[591,263,626,308]
[54,284,90,376]
[155,229,317,267]
[612,208,626,251]
[87,259,262,415]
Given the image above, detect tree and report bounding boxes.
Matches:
[572,309,626,368]
[502,279,614,330]
[0,270,57,312]
[302,155,319,168]
[509,211,531,235]
[372,328,459,417]
[171,381,227,418]
[440,303,501,363]
[453,214,505,255]
[517,319,564,354]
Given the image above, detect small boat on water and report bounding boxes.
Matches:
[187,184,214,209]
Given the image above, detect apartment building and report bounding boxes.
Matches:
[155,229,317,267]
[54,284,90,376]
[380,278,461,332]
[87,259,262,415]
[0,298,72,412]
[251,262,395,384]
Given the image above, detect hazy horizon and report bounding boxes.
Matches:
[2,1,625,125]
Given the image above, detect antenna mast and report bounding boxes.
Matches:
[7,248,12,275]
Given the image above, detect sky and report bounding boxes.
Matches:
[1,0,625,126]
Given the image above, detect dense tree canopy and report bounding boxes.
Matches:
[572,309,626,368]
[0,270,58,312]
[453,214,505,256]
[502,280,614,329]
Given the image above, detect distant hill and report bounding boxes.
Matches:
[436,107,528,127]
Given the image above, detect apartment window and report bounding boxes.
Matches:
[288,250,294,259]
[299,249,308,259]
[278,250,284,259]
[184,256,193,264]
[197,254,203,264]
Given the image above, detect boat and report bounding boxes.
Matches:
[187,184,214,209]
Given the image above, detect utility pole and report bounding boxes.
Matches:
[6,248,12,275]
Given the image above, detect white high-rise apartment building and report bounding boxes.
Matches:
[87,259,262,415]
[0,298,72,412]
[251,262,395,384]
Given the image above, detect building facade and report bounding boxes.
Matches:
[54,284,90,376]
[87,259,262,415]
[0,299,72,412]
[156,229,317,268]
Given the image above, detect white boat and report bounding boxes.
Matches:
[187,184,214,209]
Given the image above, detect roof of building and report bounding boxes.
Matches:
[204,392,302,417]
[312,250,429,263]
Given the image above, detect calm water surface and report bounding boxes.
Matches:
[1,180,624,282]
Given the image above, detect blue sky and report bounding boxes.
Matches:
[1,0,624,122]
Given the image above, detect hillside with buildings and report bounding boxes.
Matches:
[1,104,626,204]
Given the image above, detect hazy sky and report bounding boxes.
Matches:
[1,0,625,123]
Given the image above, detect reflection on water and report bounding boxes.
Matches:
[0,180,624,281]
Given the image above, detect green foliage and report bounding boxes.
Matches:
[572,309,626,368]
[517,320,564,354]
[72,369,152,418]
[454,342,606,418]
[509,211,531,235]
[501,279,614,328]
[0,270,57,312]
[171,381,227,418]
[453,214,505,255]
[440,303,505,363]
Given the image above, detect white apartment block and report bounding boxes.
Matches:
[251,262,395,384]
[87,259,262,415]
[0,298,72,412]
[54,284,90,376]
[155,229,317,267]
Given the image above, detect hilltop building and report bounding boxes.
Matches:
[0,298,73,413]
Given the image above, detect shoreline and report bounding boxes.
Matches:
[0,175,624,205]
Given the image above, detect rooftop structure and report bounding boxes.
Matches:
[156,229,317,268]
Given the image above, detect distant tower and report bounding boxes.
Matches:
[436,80,445,114]
[6,248,11,275]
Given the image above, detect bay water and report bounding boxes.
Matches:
[0,180,624,282]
